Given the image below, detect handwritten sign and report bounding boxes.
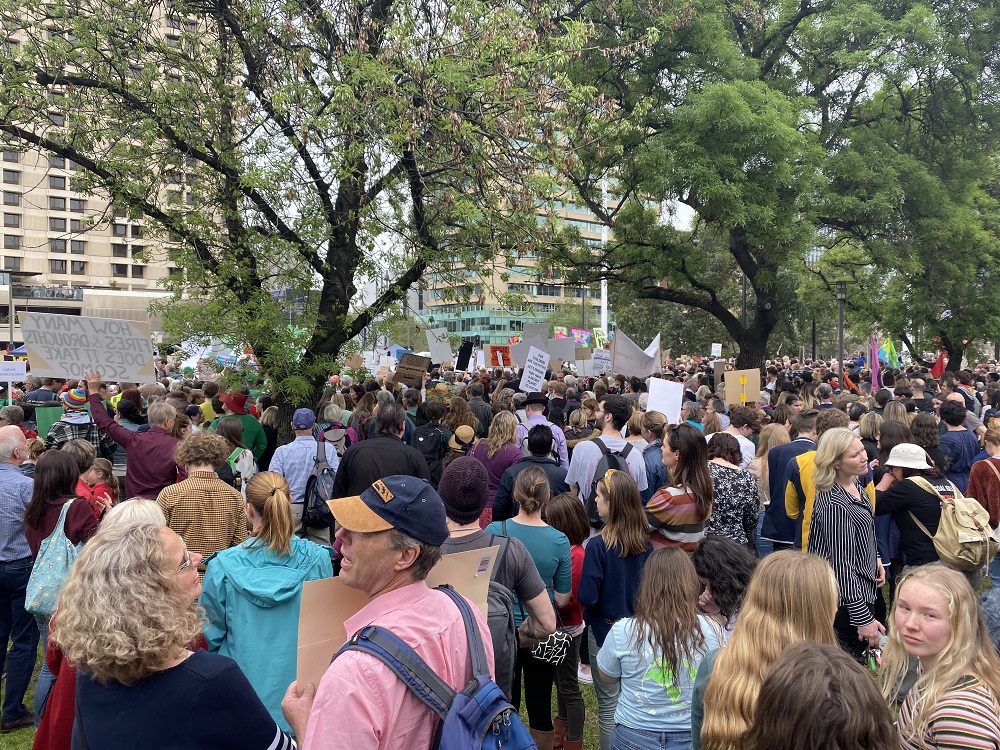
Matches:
[711,343,723,357]
[0,361,27,380]
[519,346,551,392]
[20,312,156,383]
[344,353,363,369]
[394,353,431,388]
[724,369,761,406]
[489,345,512,368]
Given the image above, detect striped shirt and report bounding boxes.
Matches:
[645,485,709,553]
[808,479,879,627]
[899,677,1000,749]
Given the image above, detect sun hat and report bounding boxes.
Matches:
[884,443,931,470]
[448,424,477,452]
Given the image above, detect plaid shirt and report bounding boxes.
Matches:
[43,415,117,460]
[157,471,248,569]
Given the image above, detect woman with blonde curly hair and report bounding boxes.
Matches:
[692,551,839,750]
[879,565,1000,748]
[53,520,304,746]
[200,472,333,733]
[468,411,523,526]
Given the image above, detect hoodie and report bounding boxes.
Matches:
[200,536,333,732]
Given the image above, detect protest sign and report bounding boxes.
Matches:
[512,335,546,367]
[20,312,156,383]
[591,348,612,373]
[455,341,473,371]
[344,353,363,369]
[647,378,684,424]
[592,327,609,349]
[426,328,453,364]
[546,337,576,363]
[476,350,486,369]
[571,328,591,346]
[553,326,569,339]
[643,333,663,374]
[724,369,761,406]
[489,344,512,368]
[711,343,723,357]
[394,353,431,388]
[714,361,726,388]
[0,361,27,380]
[297,546,498,691]
[519,346,550,392]
[611,331,658,378]
[523,322,549,341]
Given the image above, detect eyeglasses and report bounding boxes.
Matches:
[175,548,194,574]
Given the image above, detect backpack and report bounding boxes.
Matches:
[585,438,633,530]
[412,424,446,487]
[485,533,517,701]
[322,423,356,458]
[907,476,1000,571]
[302,439,336,531]
[334,584,536,750]
[519,421,559,463]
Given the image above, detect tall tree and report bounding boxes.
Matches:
[0,0,558,404]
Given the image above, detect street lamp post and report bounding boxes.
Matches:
[836,280,847,378]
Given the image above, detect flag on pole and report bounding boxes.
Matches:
[870,335,881,390]
[930,350,948,378]
[879,337,899,369]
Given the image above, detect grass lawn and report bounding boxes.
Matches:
[0,644,40,750]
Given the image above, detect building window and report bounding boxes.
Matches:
[70,240,86,254]
[3,235,20,249]
[49,196,66,210]
[50,238,66,252]
[71,260,85,274]
[113,207,126,218]
[49,175,65,190]
[112,263,128,277]
[49,155,66,168]
[131,264,145,278]
[2,151,18,163]
[49,217,66,231]
[49,259,66,273]
[3,256,19,271]
[70,219,83,232]
[112,223,126,237]
[131,225,143,239]
[168,266,182,276]
[2,192,19,206]
[131,245,144,256]
[3,213,18,228]
[112,243,128,257]
[69,198,85,213]
[2,170,19,185]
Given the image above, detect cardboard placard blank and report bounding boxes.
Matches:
[344,353,363,369]
[426,328,453,365]
[394,353,431,388]
[296,546,498,692]
[724,369,761,406]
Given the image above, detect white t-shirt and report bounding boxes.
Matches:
[566,435,648,496]
[705,431,755,470]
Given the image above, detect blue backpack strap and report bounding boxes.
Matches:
[335,625,455,720]
[434,584,491,680]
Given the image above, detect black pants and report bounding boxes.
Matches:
[834,595,887,662]
[511,647,557,731]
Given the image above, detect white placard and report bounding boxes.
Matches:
[611,331,659,378]
[646,378,684,424]
[711,342,722,357]
[426,328,453,365]
[0,361,27,380]
[519,346,550,392]
[522,322,549,341]
[20,312,156,383]
[475,350,486,368]
[591,348,612,373]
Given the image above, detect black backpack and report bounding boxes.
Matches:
[412,424,446,487]
[302,439,336,531]
[486,533,517,701]
[585,438,633,530]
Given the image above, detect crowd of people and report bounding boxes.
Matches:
[0,351,999,750]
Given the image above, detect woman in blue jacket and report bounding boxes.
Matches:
[200,471,333,733]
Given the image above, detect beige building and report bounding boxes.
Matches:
[1,145,174,342]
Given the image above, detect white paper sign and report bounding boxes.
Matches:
[519,346,551,392]
[591,349,612,373]
[612,331,659,378]
[646,378,684,424]
[711,343,722,357]
[0,361,27,379]
[522,322,549,341]
[20,312,156,383]
[476,350,486,368]
[426,328,453,365]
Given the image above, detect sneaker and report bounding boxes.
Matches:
[578,664,593,684]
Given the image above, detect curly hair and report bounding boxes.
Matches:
[52,521,204,685]
[484,411,518,459]
[692,536,758,621]
[173,431,231,468]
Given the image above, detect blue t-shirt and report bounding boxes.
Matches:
[939,429,981,492]
[485,519,571,625]
[596,614,722,732]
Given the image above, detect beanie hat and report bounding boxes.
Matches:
[61,388,88,410]
[437,457,489,525]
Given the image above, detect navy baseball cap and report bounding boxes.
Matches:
[328,475,448,547]
[292,408,316,430]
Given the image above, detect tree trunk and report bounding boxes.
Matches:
[735,327,770,371]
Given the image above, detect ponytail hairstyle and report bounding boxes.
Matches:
[90,458,120,505]
[245,471,295,556]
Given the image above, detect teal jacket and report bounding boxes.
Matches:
[200,537,334,732]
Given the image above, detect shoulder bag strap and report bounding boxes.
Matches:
[435,584,491,679]
[906,476,942,540]
[985,458,1000,485]
[488,534,510,583]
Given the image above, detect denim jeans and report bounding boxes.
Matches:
[611,724,693,750]
[0,556,40,723]
[989,555,1000,589]
[754,510,773,557]
[34,615,55,723]
[590,629,620,750]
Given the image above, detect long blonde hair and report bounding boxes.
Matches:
[754,423,790,493]
[485,411,518,459]
[879,567,1000,742]
[812,427,859,494]
[701,551,839,750]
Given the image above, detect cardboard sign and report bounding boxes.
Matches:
[591,349,611,374]
[646,378,684,424]
[512,335,546,368]
[724,369,761,406]
[711,342,722,357]
[0,361,27,380]
[296,546,498,691]
[455,342,473,372]
[519,346,551,392]
[522,323,549,341]
[344,353,363,369]
[550,358,564,375]
[20,312,156,383]
[426,328,453,365]
[575,347,591,362]
[394,353,431,388]
[489,345,512,368]
[592,327,609,349]
[714,361,726,388]
[546,337,576,363]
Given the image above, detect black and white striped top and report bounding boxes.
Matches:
[808,478,879,627]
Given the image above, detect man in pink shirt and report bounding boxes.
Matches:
[293,475,493,749]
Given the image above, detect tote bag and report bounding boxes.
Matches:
[26,499,82,618]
